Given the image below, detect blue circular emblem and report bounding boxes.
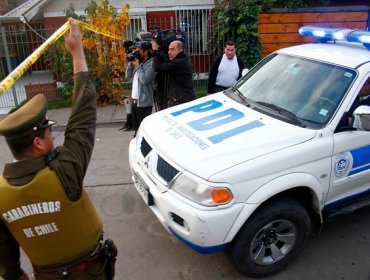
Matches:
[335,154,350,177]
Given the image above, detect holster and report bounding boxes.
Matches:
[104,239,118,279]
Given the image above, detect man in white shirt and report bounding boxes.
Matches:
[207,41,245,94]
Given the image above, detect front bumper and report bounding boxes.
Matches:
[128,139,245,253]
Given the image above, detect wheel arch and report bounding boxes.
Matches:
[225,173,324,243]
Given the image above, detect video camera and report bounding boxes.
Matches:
[150,26,186,50]
[124,32,153,62]
[126,50,141,62]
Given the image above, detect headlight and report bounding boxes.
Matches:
[171,173,233,206]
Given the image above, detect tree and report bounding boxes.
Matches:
[45,1,130,105]
[83,0,130,105]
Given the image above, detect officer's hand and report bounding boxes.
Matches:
[64,18,83,56]
[64,18,87,73]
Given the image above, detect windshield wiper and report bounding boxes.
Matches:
[231,86,251,107]
[256,101,306,127]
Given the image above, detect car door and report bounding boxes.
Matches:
[327,74,370,206]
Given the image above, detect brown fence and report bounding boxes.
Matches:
[259,8,369,56]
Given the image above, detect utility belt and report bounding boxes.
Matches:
[33,239,117,279]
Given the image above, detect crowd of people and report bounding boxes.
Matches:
[119,32,246,135]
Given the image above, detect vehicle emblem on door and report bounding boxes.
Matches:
[334,153,350,177]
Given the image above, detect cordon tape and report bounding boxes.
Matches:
[0,19,127,95]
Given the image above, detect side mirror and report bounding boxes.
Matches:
[353,105,370,130]
[242,68,249,77]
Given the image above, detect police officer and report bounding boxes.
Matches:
[0,19,116,279]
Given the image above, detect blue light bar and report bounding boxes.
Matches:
[299,26,341,41]
[298,25,370,50]
[347,30,370,49]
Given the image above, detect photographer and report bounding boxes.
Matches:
[150,36,168,111]
[152,39,195,108]
[125,41,156,135]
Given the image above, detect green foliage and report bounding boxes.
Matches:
[43,5,83,102]
[43,38,73,100]
[265,0,329,10]
[214,0,263,68]
[214,0,329,68]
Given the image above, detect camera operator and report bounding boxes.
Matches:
[152,38,195,108]
[150,36,168,111]
[125,41,156,135]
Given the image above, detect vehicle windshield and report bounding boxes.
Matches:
[234,54,356,128]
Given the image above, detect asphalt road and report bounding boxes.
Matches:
[1,125,369,279]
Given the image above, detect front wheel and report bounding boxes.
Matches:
[230,196,311,278]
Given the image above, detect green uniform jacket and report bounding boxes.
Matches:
[0,72,98,280]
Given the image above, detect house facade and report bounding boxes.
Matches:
[0,0,369,109]
[1,0,216,74]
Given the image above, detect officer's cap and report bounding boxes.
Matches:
[0,94,55,139]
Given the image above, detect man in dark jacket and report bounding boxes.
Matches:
[152,40,195,108]
[208,41,245,94]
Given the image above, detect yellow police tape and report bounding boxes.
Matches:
[0,19,125,95]
[75,19,123,41]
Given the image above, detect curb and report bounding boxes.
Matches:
[52,119,125,131]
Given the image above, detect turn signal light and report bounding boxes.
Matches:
[211,188,233,204]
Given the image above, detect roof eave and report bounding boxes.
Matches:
[0,16,23,23]
[2,0,50,22]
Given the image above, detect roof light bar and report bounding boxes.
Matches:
[298,25,370,50]
[299,26,340,41]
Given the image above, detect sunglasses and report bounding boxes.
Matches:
[33,119,56,131]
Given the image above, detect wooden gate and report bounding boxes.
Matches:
[259,8,369,57]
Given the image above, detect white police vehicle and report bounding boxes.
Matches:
[128,26,370,277]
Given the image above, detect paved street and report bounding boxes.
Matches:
[0,124,370,279]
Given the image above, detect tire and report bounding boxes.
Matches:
[230,196,311,278]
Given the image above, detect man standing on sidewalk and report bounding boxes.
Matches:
[0,19,116,279]
[152,40,195,108]
[207,41,245,94]
[125,41,156,134]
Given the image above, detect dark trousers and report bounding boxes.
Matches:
[132,104,153,130]
[212,85,229,93]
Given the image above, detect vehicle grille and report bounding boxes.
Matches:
[157,155,179,183]
[140,137,152,158]
[171,212,184,227]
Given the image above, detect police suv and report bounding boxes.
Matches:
[128,26,370,277]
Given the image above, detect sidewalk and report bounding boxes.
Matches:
[0,105,127,129]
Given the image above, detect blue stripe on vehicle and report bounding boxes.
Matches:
[324,187,370,209]
[350,145,370,168]
[348,145,370,176]
[348,164,370,176]
[169,227,226,254]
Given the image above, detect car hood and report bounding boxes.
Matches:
[141,93,316,179]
